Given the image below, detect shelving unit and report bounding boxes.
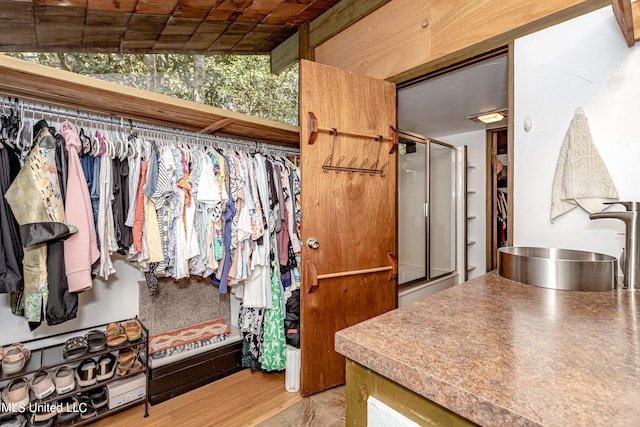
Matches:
[0,318,149,425]
[465,162,477,279]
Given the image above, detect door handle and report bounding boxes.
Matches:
[307,260,319,293]
[306,238,320,249]
[306,253,398,294]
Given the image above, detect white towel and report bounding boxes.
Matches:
[550,108,618,222]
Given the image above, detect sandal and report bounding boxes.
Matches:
[128,358,143,375]
[116,348,139,376]
[116,347,137,364]
[63,336,88,359]
[106,322,127,347]
[96,353,117,382]
[85,330,106,352]
[124,319,142,341]
[74,358,97,387]
[2,344,30,374]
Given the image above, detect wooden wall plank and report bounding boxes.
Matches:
[314,0,609,81]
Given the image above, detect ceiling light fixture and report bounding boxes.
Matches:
[476,112,504,123]
[466,109,507,124]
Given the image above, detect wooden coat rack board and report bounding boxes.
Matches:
[307,111,397,176]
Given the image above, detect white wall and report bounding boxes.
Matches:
[1,256,141,344]
[440,130,487,279]
[514,6,640,264]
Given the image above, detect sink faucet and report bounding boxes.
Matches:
[590,201,640,290]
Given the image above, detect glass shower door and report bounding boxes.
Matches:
[398,140,427,283]
[428,141,457,278]
[398,133,458,284]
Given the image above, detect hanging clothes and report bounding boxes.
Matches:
[1,99,302,358]
[60,121,100,293]
[46,124,78,327]
[0,145,23,295]
[5,120,73,329]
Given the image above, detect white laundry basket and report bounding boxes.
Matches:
[285,345,300,392]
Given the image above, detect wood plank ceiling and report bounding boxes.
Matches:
[0,0,341,54]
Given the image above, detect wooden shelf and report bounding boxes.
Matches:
[0,56,300,147]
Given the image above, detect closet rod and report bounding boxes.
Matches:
[0,96,300,156]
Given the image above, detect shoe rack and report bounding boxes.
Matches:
[0,318,149,426]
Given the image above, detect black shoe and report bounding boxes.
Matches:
[75,358,97,387]
[55,396,80,423]
[88,386,108,409]
[78,396,97,420]
[96,353,116,381]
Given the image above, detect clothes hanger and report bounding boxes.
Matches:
[14,102,24,149]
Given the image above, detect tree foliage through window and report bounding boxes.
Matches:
[5,53,299,126]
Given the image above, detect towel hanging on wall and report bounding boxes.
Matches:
[550,108,618,222]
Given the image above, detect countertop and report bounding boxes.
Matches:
[334,271,640,426]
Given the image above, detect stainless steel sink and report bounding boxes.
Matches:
[497,247,618,291]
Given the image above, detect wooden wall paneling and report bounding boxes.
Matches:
[314,0,609,81]
[315,0,430,80]
[0,56,299,146]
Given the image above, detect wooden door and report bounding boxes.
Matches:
[299,60,398,396]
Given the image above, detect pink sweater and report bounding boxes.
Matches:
[61,121,100,292]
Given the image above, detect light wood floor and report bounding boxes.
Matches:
[92,370,303,427]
